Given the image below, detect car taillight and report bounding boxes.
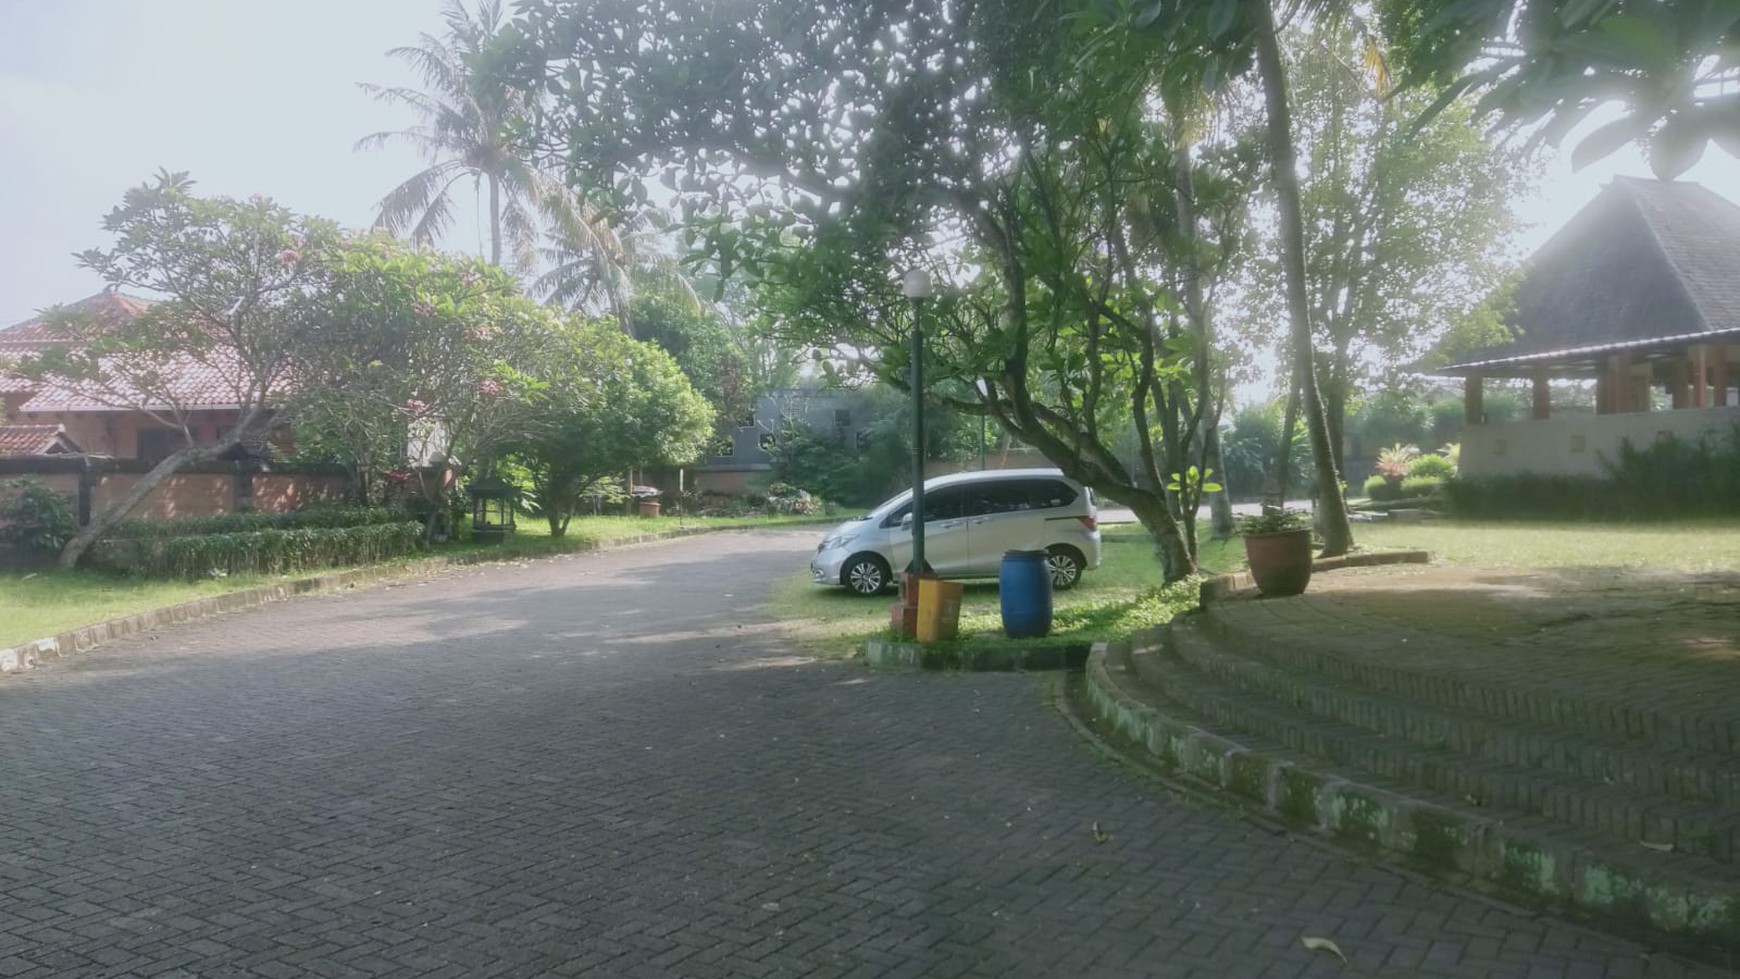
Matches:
[1077,515,1097,531]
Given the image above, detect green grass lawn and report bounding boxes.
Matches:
[1349,518,1740,572]
[0,513,832,649]
[768,523,1230,657]
[765,516,1740,658]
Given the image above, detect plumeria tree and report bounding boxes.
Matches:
[292,236,554,534]
[5,172,340,568]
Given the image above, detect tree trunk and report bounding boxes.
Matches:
[1246,0,1353,556]
[56,428,253,570]
[1275,370,1300,502]
[1325,362,1349,481]
[488,174,503,268]
[1131,495,1194,584]
[1206,422,1236,538]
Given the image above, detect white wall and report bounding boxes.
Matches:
[1461,405,1740,477]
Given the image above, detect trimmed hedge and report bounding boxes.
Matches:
[1362,474,1395,501]
[107,506,408,540]
[1446,425,1740,519]
[89,521,424,579]
[1405,454,1456,480]
[1399,475,1445,498]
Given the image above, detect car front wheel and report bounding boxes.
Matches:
[1046,546,1084,590]
[843,554,892,596]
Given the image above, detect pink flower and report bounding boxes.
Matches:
[278,248,301,264]
[406,399,429,417]
[479,379,503,398]
[250,193,265,203]
[413,300,436,318]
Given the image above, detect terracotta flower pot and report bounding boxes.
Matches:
[1243,528,1313,597]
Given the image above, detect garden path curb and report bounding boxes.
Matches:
[859,637,1091,672]
[0,522,815,677]
[1080,634,1740,959]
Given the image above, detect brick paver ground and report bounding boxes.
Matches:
[0,532,1724,977]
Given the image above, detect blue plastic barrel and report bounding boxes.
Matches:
[999,550,1054,639]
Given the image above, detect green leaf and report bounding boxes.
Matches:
[1207,0,1238,40]
[1570,111,1655,170]
[1649,114,1707,180]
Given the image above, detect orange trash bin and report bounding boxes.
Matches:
[915,578,965,644]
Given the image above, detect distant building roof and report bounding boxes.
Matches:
[0,290,156,350]
[0,423,82,456]
[1436,177,1740,375]
[2,291,251,413]
[14,350,250,413]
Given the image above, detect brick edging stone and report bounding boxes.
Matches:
[1198,548,1431,605]
[860,637,1090,672]
[0,521,824,677]
[1080,638,1740,955]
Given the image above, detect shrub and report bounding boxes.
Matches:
[0,478,78,555]
[106,505,408,540]
[1445,424,1740,520]
[1375,443,1421,482]
[88,521,424,579]
[1405,454,1456,480]
[1362,474,1396,501]
[1400,475,1446,498]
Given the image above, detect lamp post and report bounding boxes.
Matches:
[903,268,932,574]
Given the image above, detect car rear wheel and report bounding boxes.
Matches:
[843,553,892,596]
[1046,545,1084,590]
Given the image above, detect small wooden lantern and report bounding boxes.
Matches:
[465,475,518,543]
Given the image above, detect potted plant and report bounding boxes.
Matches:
[1238,508,1314,597]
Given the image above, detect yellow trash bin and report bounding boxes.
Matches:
[915,578,965,644]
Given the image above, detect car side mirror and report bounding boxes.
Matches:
[899,513,914,531]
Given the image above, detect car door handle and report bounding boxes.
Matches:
[938,520,964,528]
[971,517,990,525]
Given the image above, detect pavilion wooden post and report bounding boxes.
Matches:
[1607,353,1632,413]
[1690,345,1709,409]
[1464,374,1484,426]
[1531,365,1551,420]
[1671,356,1692,409]
[1714,345,1731,408]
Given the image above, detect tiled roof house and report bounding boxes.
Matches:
[0,291,251,460]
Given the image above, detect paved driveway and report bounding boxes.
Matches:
[0,532,1718,978]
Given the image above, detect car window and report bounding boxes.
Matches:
[1029,479,1078,510]
[924,486,967,521]
[963,480,1034,516]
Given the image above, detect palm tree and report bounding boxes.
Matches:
[534,207,701,337]
[357,0,577,271]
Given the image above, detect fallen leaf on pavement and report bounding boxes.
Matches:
[1090,821,1112,844]
[1302,937,1347,964]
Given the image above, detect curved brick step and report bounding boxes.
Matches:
[1131,632,1740,866]
[1168,614,1740,811]
[1198,602,1738,757]
[1084,638,1740,953]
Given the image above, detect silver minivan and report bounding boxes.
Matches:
[810,468,1102,596]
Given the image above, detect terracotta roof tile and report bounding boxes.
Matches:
[0,290,155,349]
[0,424,79,456]
[15,349,250,413]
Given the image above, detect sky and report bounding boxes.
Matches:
[3,0,1739,330]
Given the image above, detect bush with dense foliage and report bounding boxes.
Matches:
[1446,426,1740,519]
[1362,474,1396,501]
[0,478,79,556]
[1400,475,1446,499]
[88,521,424,579]
[1405,454,1456,480]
